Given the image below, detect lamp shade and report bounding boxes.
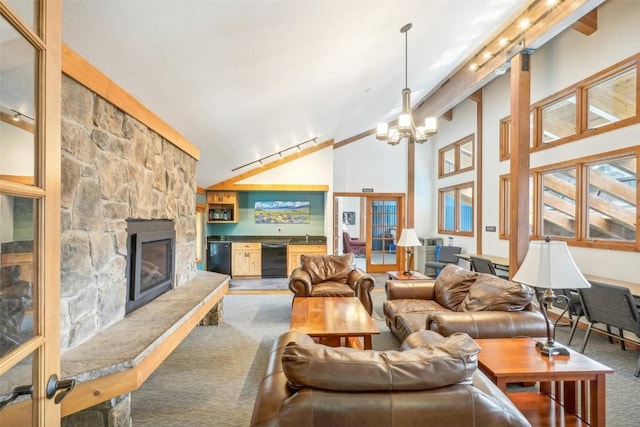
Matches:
[512,240,590,289]
[424,117,437,135]
[396,229,421,247]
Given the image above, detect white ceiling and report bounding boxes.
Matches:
[60,0,529,187]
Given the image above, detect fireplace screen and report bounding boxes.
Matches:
[126,220,175,314]
[139,238,171,294]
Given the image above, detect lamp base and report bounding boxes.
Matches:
[536,340,570,357]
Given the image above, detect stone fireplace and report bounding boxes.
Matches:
[60,74,197,351]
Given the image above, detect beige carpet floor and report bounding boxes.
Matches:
[131,291,640,426]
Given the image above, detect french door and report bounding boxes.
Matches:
[366,196,404,273]
[0,1,62,425]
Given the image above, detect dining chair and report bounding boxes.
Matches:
[578,280,640,377]
[469,256,509,280]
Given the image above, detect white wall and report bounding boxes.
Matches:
[333,133,409,193]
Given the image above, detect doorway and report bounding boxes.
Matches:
[333,193,405,273]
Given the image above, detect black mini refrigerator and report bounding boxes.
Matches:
[208,241,232,275]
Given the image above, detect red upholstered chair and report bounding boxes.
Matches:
[343,231,366,257]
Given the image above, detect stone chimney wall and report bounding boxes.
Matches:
[60,75,197,351]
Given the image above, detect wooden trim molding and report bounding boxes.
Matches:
[0,174,35,185]
[209,184,329,192]
[61,44,200,161]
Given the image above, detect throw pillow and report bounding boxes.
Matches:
[301,253,353,284]
[281,332,479,392]
[434,263,478,310]
[458,273,534,312]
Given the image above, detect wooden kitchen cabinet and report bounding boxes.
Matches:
[286,244,327,276]
[232,242,261,277]
[207,191,238,223]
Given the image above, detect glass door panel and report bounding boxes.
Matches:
[0,14,37,185]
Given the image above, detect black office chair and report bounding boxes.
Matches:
[469,256,509,280]
[425,246,461,277]
[578,281,640,377]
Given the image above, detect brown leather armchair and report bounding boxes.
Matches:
[342,231,366,257]
[289,253,375,315]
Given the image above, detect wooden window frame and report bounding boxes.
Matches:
[438,134,475,178]
[438,181,474,237]
[498,146,639,251]
[499,53,640,160]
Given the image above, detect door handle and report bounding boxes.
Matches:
[0,384,33,412]
[46,374,75,404]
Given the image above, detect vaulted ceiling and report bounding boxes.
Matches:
[58,0,595,188]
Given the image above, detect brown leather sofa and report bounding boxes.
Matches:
[289,253,375,315]
[250,330,531,427]
[383,263,549,343]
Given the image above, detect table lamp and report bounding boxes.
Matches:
[396,228,422,275]
[512,237,591,357]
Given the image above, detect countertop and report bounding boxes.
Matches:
[207,235,326,245]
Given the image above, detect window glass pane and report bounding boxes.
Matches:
[529,112,534,147]
[443,148,455,174]
[459,140,473,170]
[442,189,455,231]
[542,169,576,237]
[587,156,636,241]
[458,186,473,232]
[0,15,37,185]
[1,195,36,356]
[541,95,576,144]
[4,0,37,32]
[587,68,636,130]
[0,350,33,413]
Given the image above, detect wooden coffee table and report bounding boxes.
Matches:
[289,297,379,350]
[475,337,614,426]
[387,270,430,280]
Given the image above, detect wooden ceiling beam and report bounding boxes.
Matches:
[572,8,598,36]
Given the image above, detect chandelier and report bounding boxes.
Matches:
[376,23,437,146]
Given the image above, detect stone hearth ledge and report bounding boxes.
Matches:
[59,270,229,417]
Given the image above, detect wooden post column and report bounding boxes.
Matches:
[509,52,531,276]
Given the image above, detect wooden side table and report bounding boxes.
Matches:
[475,337,613,426]
[387,270,431,280]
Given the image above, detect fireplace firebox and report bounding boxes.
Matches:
[126,219,175,314]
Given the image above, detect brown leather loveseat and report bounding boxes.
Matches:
[289,253,375,315]
[384,263,549,343]
[250,330,531,427]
